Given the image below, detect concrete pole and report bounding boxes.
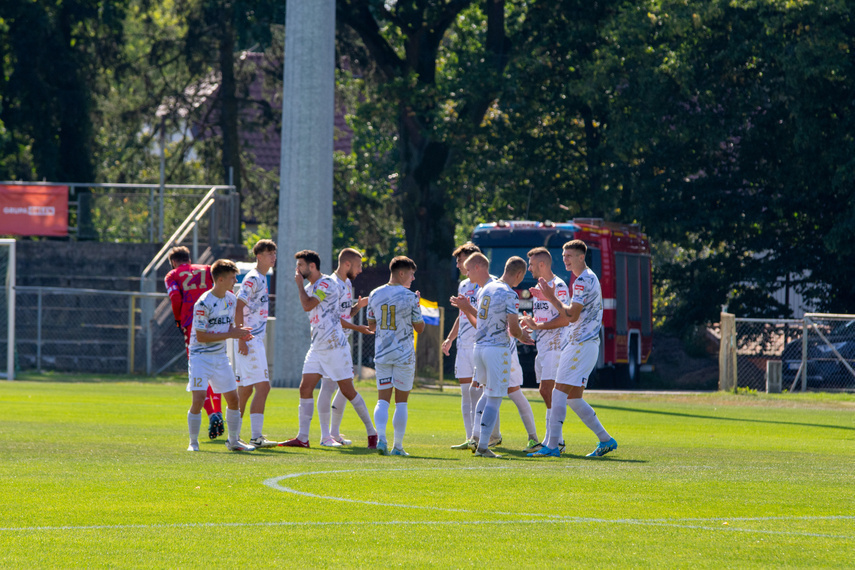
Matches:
[272,0,335,387]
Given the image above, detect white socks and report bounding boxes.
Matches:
[392,402,408,450]
[317,377,336,440]
[374,399,390,442]
[546,390,567,449]
[226,408,242,444]
[468,382,483,435]
[330,389,348,437]
[460,382,473,439]
[187,411,202,445]
[542,408,552,446]
[348,393,377,436]
[568,397,610,442]
[472,392,487,442]
[249,413,263,440]
[509,390,537,440]
[478,396,502,451]
[297,398,314,441]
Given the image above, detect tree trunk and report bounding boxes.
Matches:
[398,112,455,302]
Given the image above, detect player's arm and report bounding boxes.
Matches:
[412,298,426,335]
[525,311,571,331]
[565,302,583,323]
[508,314,533,345]
[195,327,252,343]
[441,317,460,356]
[450,295,477,327]
[351,295,368,317]
[342,318,373,335]
[295,270,320,311]
[537,277,573,315]
[165,273,183,327]
[234,298,250,355]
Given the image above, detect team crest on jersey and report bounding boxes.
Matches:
[574,283,585,293]
[319,281,329,290]
[195,309,205,316]
[245,281,254,288]
[557,289,568,299]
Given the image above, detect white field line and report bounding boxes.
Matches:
[3,467,853,539]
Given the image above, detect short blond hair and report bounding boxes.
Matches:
[338,248,363,265]
[463,252,489,270]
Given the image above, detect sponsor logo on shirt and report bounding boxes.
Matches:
[195,309,205,316]
[574,283,585,293]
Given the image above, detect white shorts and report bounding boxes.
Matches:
[187,353,237,394]
[375,361,416,392]
[509,346,523,389]
[235,336,269,387]
[555,341,599,388]
[473,345,511,398]
[302,344,354,381]
[454,345,474,379]
[535,349,561,384]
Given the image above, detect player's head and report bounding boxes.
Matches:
[462,252,490,283]
[452,242,481,276]
[504,256,527,287]
[294,250,321,278]
[168,246,191,269]
[253,239,277,267]
[338,248,363,280]
[527,247,552,279]
[389,256,417,288]
[211,259,239,287]
[562,240,587,271]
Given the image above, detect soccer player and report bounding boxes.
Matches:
[528,240,618,458]
[280,250,378,449]
[234,239,279,448]
[520,247,571,453]
[366,256,425,456]
[186,259,255,452]
[442,242,501,449]
[316,248,372,447]
[165,246,224,440]
[451,254,532,458]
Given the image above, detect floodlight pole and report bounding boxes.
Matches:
[272,0,336,387]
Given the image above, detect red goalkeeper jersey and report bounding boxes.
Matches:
[164,263,214,328]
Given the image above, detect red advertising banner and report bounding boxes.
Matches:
[0,184,69,237]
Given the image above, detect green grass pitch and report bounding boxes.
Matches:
[1,378,853,568]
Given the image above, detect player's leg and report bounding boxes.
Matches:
[327,345,377,447]
[475,346,508,458]
[374,371,393,455]
[317,376,337,445]
[285,372,321,447]
[390,362,414,455]
[187,387,207,452]
[209,357,253,452]
[508,387,537,444]
[330,386,350,444]
[235,337,278,447]
[338,377,379,447]
[452,346,475,447]
[561,343,617,456]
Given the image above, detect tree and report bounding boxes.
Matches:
[337,0,511,299]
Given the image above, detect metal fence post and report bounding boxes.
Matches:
[36,289,42,371]
[128,295,136,374]
[801,316,809,391]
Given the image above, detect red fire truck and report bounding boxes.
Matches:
[471,219,652,387]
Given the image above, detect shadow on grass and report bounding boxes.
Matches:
[13,372,184,384]
[596,404,855,432]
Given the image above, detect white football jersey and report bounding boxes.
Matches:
[473,280,519,348]
[189,290,237,355]
[236,268,269,337]
[306,275,348,350]
[566,268,603,345]
[456,277,481,349]
[331,273,354,338]
[367,284,423,365]
[531,275,570,352]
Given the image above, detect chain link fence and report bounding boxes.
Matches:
[719,313,855,392]
[10,287,446,385]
